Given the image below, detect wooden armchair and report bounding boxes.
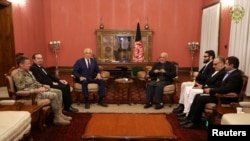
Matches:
[71,66,111,105]
[144,62,179,107]
[204,70,249,123]
[71,74,99,105]
[5,67,52,130]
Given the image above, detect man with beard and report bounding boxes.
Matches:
[173,50,215,114]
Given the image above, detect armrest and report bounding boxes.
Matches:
[215,93,239,106]
[16,91,38,105]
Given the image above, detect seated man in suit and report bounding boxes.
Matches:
[173,50,215,114]
[180,56,243,128]
[72,48,108,109]
[14,55,71,125]
[30,53,78,113]
[177,56,226,118]
[144,52,177,110]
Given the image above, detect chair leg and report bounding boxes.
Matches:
[76,92,81,105]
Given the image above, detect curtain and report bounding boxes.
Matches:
[199,3,220,69]
[228,0,250,96]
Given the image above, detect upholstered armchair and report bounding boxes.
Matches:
[5,67,52,129]
[71,66,110,105]
[141,62,179,106]
[204,70,249,123]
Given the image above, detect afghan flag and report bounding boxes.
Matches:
[133,22,144,62]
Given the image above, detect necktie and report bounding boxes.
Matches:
[88,59,91,69]
[41,67,47,75]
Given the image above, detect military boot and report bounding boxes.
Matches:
[54,115,71,125]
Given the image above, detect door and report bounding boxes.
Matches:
[0,0,16,86]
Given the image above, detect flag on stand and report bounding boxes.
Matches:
[133,22,144,62]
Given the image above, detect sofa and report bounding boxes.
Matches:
[0,111,31,141]
[221,102,250,125]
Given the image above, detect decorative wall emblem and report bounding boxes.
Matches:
[229,5,245,23]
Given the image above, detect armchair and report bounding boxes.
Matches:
[144,62,178,107]
[71,74,99,105]
[204,70,249,123]
[5,67,52,129]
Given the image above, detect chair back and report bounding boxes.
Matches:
[4,67,19,99]
[238,72,248,101]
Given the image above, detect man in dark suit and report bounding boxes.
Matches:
[173,50,215,113]
[180,56,243,128]
[30,53,78,113]
[177,56,226,118]
[144,52,177,110]
[72,48,108,109]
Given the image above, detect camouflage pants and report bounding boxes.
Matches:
[36,88,63,115]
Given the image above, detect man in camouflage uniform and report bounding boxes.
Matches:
[13,55,71,125]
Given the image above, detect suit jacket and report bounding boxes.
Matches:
[210,69,243,96]
[72,57,101,82]
[30,64,59,86]
[202,68,226,89]
[196,61,215,85]
[148,61,177,84]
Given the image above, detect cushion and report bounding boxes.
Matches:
[88,84,99,92]
[163,84,175,94]
[73,83,98,92]
[0,111,31,141]
[221,113,250,125]
[0,100,16,105]
[137,71,146,80]
[101,71,110,79]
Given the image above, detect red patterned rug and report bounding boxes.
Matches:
[31,113,207,141]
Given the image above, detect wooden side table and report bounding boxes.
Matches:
[211,105,237,125]
[114,78,134,105]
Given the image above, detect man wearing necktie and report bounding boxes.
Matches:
[72,48,108,109]
[177,56,226,119]
[181,56,243,128]
[30,53,78,113]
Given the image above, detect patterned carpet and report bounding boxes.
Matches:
[71,79,175,105]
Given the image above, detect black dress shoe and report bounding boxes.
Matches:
[144,103,152,109]
[173,104,184,112]
[173,108,184,114]
[183,122,199,128]
[85,102,90,109]
[65,106,79,113]
[98,100,108,107]
[178,116,187,121]
[176,112,186,117]
[173,104,182,111]
[179,120,190,126]
[155,104,164,110]
[69,106,79,112]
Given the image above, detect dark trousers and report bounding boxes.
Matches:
[187,94,217,123]
[145,81,168,104]
[81,79,106,99]
[50,83,73,110]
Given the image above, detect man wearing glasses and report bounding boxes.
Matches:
[144,52,177,110]
[173,50,215,114]
[177,56,226,119]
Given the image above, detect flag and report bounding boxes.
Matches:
[133,22,144,62]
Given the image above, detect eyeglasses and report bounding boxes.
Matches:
[213,63,219,66]
[203,56,209,58]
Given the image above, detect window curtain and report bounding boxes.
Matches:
[199,3,220,69]
[228,0,250,96]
